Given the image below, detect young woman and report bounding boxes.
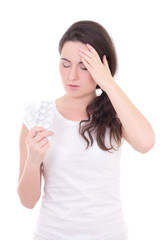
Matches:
[17,20,155,240]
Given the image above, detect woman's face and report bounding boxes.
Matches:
[59,41,97,98]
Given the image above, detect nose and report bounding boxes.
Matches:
[68,66,78,81]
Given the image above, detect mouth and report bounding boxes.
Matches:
[68,84,80,87]
[68,84,80,90]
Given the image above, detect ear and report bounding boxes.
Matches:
[103,55,109,67]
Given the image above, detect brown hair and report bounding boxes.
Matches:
[58,20,122,151]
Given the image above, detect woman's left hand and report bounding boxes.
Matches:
[79,44,113,91]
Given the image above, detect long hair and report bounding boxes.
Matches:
[58,20,122,151]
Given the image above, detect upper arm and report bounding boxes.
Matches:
[18,123,29,182]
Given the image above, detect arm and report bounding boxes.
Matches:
[17,124,42,209]
[79,44,155,153]
[103,81,155,153]
[17,124,54,209]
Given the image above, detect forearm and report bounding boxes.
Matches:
[17,158,41,209]
[103,80,155,153]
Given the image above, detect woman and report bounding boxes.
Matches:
[17,20,155,240]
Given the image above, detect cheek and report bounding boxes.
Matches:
[59,65,67,79]
[81,70,91,79]
[84,71,96,84]
[59,64,63,74]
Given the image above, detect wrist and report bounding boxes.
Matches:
[102,78,117,94]
[25,157,41,171]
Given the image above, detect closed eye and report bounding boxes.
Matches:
[80,63,87,70]
[61,61,87,70]
[81,66,87,70]
[62,63,70,68]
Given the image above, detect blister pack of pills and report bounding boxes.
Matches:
[36,100,55,132]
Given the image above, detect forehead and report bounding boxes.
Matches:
[61,41,88,61]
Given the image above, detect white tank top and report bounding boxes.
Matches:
[22,99,128,240]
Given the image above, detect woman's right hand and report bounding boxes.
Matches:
[26,126,54,166]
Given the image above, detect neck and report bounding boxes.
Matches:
[62,92,97,111]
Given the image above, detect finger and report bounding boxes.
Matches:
[79,51,91,64]
[103,55,109,67]
[34,134,46,144]
[79,48,100,64]
[37,137,49,148]
[79,48,93,58]
[29,126,45,138]
[81,57,93,72]
[79,51,98,68]
[34,130,54,143]
[40,142,50,154]
[86,44,100,59]
[31,126,45,131]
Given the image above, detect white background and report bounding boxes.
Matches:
[0,0,160,239]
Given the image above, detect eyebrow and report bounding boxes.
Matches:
[60,58,83,64]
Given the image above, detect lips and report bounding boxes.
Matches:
[68,84,80,87]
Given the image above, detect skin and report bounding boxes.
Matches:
[17,126,53,208]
